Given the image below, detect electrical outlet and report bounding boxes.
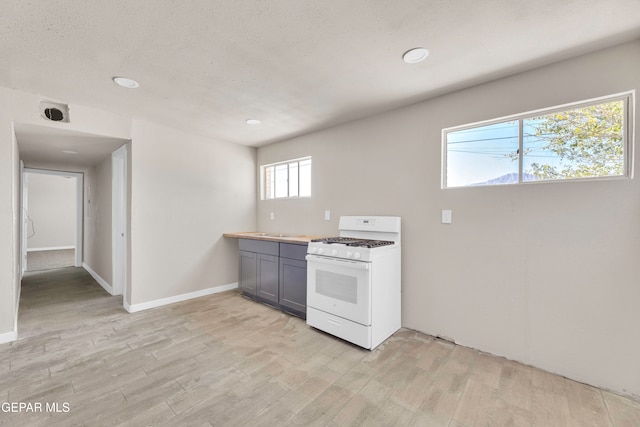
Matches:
[324,210,331,221]
[442,209,452,224]
[270,212,275,220]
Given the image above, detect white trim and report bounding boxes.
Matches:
[0,329,17,345]
[112,145,127,298]
[124,283,238,313]
[75,174,83,267]
[27,246,75,252]
[9,279,22,344]
[20,159,26,278]
[83,263,113,295]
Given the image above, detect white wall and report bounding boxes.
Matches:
[129,120,255,305]
[256,41,640,397]
[26,173,76,250]
[84,155,113,285]
[0,120,19,343]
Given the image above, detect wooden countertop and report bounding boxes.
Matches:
[223,231,324,244]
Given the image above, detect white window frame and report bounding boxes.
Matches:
[442,91,634,189]
[260,156,312,200]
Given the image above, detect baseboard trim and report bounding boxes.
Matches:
[27,246,75,252]
[125,283,238,313]
[82,263,114,295]
[0,329,17,345]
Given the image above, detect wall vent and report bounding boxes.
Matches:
[39,101,69,123]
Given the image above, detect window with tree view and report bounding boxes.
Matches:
[262,157,311,199]
[444,94,631,188]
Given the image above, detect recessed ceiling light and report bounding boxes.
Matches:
[62,150,79,154]
[246,119,261,125]
[112,76,140,89]
[402,47,429,64]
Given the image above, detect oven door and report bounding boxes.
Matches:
[306,254,372,326]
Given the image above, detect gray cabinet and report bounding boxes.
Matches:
[237,239,307,318]
[238,251,257,295]
[279,243,307,316]
[257,253,279,304]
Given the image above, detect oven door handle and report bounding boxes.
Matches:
[305,255,370,270]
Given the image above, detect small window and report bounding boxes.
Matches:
[261,157,311,199]
[443,93,632,188]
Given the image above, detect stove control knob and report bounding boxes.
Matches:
[346,251,353,258]
[318,248,324,254]
[354,253,361,259]
[331,249,338,256]
[310,247,317,254]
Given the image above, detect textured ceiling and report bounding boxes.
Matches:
[15,124,127,172]
[2,1,640,147]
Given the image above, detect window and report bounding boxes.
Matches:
[443,93,632,188]
[261,157,311,199]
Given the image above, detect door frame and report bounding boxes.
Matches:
[111,145,127,299]
[20,161,27,278]
[22,168,84,270]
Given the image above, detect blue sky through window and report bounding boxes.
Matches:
[446,120,519,187]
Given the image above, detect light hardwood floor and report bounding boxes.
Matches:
[1,267,639,426]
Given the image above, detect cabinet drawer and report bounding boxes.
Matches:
[307,307,371,349]
[279,242,308,261]
[239,239,279,256]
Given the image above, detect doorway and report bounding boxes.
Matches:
[22,168,83,274]
[15,123,130,311]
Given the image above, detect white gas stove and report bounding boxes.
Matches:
[307,237,397,262]
[306,216,401,349]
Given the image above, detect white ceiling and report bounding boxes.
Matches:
[15,124,127,172]
[2,1,640,147]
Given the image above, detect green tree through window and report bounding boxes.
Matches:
[521,100,624,181]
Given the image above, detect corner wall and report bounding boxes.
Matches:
[129,120,256,306]
[256,40,640,396]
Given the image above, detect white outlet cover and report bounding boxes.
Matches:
[442,209,452,224]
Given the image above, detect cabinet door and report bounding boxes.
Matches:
[279,257,307,315]
[239,251,257,295]
[257,253,279,303]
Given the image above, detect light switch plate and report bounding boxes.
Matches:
[442,209,452,224]
[324,210,331,221]
[270,212,275,220]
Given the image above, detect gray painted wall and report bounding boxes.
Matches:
[256,41,640,396]
[129,119,256,305]
[84,155,113,285]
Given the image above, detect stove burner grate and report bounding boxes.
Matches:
[311,237,395,248]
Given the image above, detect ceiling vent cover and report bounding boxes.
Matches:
[40,101,69,123]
